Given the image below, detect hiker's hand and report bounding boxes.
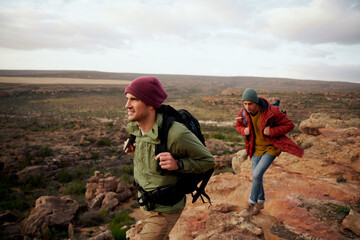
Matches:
[244,127,250,136]
[156,152,179,171]
[123,139,135,153]
[263,126,270,136]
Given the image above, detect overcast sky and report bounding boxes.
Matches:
[0,0,359,83]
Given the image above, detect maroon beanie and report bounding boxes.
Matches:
[124,76,167,109]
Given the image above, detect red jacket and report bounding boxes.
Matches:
[235,97,304,158]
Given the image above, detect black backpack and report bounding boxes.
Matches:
[127,104,214,210]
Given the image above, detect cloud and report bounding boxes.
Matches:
[0,0,358,83]
[0,0,269,51]
[101,0,246,40]
[0,8,129,51]
[268,0,360,45]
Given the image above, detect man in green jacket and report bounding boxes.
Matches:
[123,76,215,240]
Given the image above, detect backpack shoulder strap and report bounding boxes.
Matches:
[155,105,177,155]
[191,168,214,203]
[241,109,248,127]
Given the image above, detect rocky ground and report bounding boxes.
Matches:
[1,75,360,239]
[1,113,360,239]
[166,113,360,240]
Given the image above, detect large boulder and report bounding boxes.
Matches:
[299,112,360,135]
[342,209,360,236]
[22,195,79,237]
[231,149,248,174]
[101,192,119,211]
[299,113,328,135]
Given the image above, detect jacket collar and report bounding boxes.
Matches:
[126,113,163,141]
[258,97,269,112]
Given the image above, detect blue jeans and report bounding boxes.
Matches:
[249,153,276,205]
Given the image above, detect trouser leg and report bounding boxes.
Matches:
[249,153,276,204]
[138,208,182,240]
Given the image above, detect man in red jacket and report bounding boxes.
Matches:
[235,88,303,218]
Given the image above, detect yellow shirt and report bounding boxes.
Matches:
[250,111,281,157]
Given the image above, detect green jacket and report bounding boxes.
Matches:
[126,113,215,213]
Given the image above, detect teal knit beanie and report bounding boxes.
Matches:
[242,88,259,103]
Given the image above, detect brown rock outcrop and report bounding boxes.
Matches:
[342,209,360,236]
[22,195,79,237]
[299,112,360,135]
[231,149,248,174]
[168,117,360,239]
[85,171,133,211]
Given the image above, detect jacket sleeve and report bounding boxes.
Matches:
[167,122,215,174]
[268,106,294,137]
[235,109,246,136]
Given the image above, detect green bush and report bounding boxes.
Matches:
[120,165,134,175]
[100,209,108,218]
[212,133,225,140]
[336,205,350,214]
[73,169,87,180]
[0,174,19,188]
[109,213,135,240]
[104,169,117,176]
[0,198,29,211]
[88,168,97,177]
[20,174,47,191]
[57,170,73,183]
[64,183,86,195]
[110,228,127,240]
[87,137,97,144]
[120,173,132,184]
[39,145,53,157]
[0,174,24,210]
[201,125,243,142]
[78,210,107,227]
[97,138,112,147]
[91,152,99,160]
